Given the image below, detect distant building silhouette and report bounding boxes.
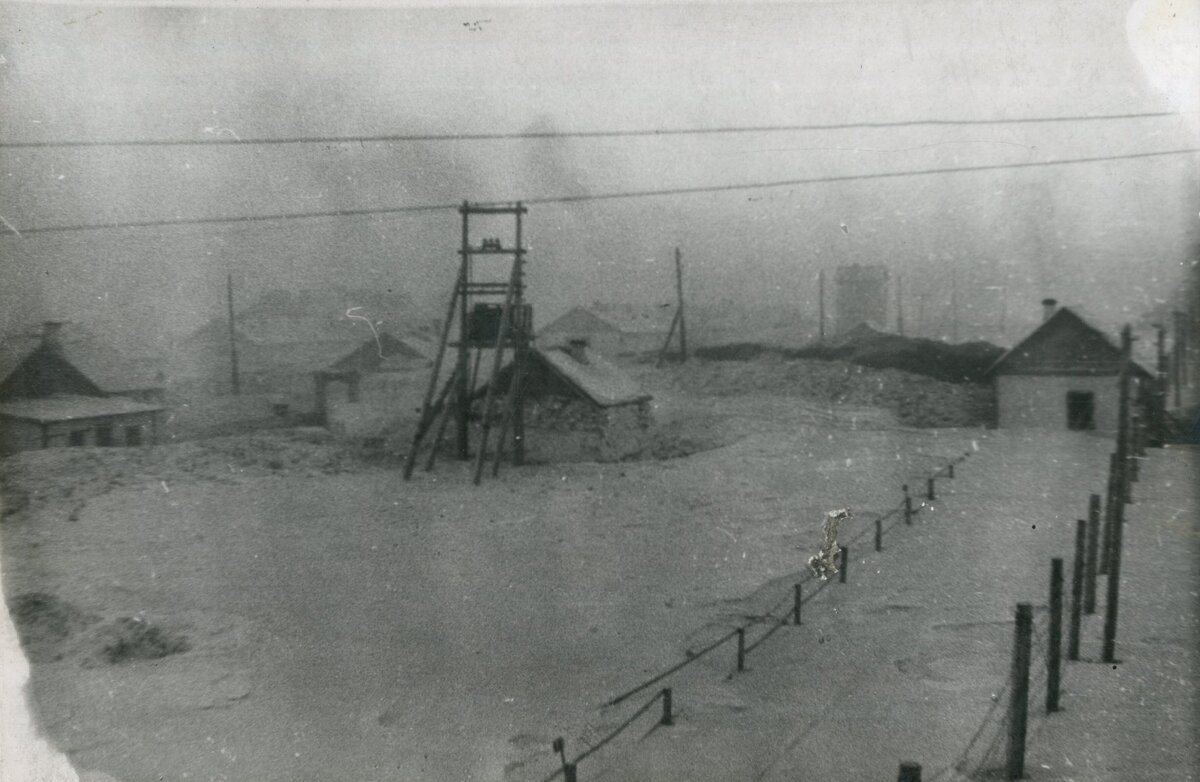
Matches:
[834,264,889,335]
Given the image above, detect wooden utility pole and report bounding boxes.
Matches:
[950,267,959,343]
[456,205,472,459]
[657,248,688,367]
[1154,323,1167,446]
[818,269,826,342]
[675,247,687,362]
[226,273,240,396]
[1176,307,1185,402]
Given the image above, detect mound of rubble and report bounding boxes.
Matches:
[650,355,993,428]
[695,326,1005,384]
[0,428,375,523]
[7,591,191,666]
[8,592,99,662]
[788,324,1004,383]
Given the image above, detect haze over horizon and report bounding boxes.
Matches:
[1,0,1197,354]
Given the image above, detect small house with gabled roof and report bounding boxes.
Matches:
[985,300,1151,434]
[537,304,674,357]
[313,331,433,426]
[473,340,654,462]
[0,322,165,453]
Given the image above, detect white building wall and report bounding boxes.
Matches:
[995,374,1120,434]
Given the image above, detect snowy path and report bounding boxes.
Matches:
[574,436,1196,782]
[3,415,1193,782]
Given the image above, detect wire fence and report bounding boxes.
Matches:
[543,688,673,782]
[905,423,1141,781]
[930,601,1067,782]
[527,451,970,781]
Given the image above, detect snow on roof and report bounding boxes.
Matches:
[538,307,624,338]
[540,304,676,338]
[986,306,1153,377]
[0,325,164,392]
[0,395,164,423]
[323,332,430,373]
[538,346,651,407]
[179,313,438,377]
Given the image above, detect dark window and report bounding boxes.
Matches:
[1066,391,1095,431]
[125,426,143,446]
[96,426,114,447]
[68,430,87,447]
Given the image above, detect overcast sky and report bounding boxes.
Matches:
[1,0,1197,350]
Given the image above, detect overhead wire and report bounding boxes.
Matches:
[0,111,1183,149]
[5,146,1198,238]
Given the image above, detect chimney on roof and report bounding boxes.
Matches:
[565,338,590,364]
[41,320,65,352]
[1041,298,1058,323]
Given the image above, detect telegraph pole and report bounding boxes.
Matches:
[1174,310,1184,408]
[818,269,826,342]
[1154,323,1167,446]
[226,273,241,396]
[675,247,687,362]
[951,267,959,343]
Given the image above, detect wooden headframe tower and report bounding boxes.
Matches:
[405,201,530,484]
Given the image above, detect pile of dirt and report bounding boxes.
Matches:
[789,325,1004,383]
[8,592,99,663]
[8,592,191,666]
[93,617,191,665]
[694,327,1005,384]
[692,343,776,361]
[646,355,993,428]
[0,428,378,522]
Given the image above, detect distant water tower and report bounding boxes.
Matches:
[834,264,889,334]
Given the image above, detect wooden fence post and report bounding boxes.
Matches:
[1006,603,1033,780]
[839,545,849,584]
[793,583,802,625]
[1099,454,1117,575]
[875,518,883,552]
[660,688,673,726]
[736,628,746,672]
[1102,489,1127,663]
[897,761,922,781]
[1047,558,1063,713]
[1124,451,1136,503]
[553,737,572,781]
[903,485,913,525]
[1129,420,1141,483]
[1069,521,1085,662]
[1084,494,1100,614]
[926,476,936,501]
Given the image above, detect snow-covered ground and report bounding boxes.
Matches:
[0,388,1194,782]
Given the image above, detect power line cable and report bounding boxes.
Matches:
[5,202,458,237]
[517,148,1200,208]
[0,112,1185,149]
[5,147,1197,238]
